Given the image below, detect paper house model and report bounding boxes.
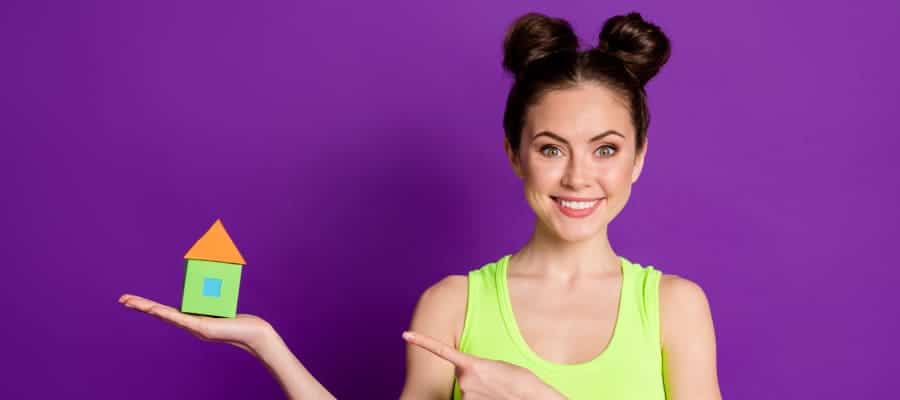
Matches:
[180,219,246,318]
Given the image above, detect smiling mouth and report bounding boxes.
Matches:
[550,196,603,210]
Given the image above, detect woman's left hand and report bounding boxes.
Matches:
[402,331,567,400]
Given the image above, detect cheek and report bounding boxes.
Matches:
[600,167,630,188]
[601,166,636,210]
[521,159,564,191]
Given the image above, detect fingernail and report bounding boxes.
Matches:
[402,331,413,340]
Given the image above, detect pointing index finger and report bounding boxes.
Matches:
[402,331,472,368]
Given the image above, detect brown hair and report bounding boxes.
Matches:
[502,12,671,155]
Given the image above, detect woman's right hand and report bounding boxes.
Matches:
[118,294,275,356]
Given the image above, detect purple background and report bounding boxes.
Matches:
[1,0,897,398]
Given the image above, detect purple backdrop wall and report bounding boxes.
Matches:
[2,0,898,398]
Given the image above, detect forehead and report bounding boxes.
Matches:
[524,84,633,140]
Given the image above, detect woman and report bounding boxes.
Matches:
[120,12,721,399]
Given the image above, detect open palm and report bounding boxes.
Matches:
[118,294,274,355]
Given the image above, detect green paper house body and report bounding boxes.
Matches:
[181,259,242,318]
[180,219,247,318]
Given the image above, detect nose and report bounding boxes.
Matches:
[560,153,592,190]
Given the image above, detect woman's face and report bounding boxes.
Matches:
[506,83,647,243]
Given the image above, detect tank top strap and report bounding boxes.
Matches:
[620,255,664,353]
[458,262,492,351]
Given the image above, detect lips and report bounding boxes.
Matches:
[551,195,602,203]
[551,196,603,218]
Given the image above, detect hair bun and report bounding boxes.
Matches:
[597,12,671,86]
[502,13,579,78]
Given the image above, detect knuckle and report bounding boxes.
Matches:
[468,360,485,375]
[457,374,473,389]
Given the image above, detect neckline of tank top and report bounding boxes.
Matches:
[495,254,631,371]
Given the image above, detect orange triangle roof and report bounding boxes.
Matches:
[183,219,247,265]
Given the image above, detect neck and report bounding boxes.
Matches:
[510,220,621,281]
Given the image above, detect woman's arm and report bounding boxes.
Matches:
[403,331,567,400]
[253,327,336,400]
[399,275,469,399]
[659,275,722,399]
[119,294,335,400]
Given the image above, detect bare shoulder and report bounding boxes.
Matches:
[420,274,468,304]
[658,275,722,398]
[400,275,469,399]
[658,273,715,347]
[660,273,710,308]
[409,274,468,346]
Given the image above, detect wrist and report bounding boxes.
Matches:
[249,322,283,358]
[245,324,336,400]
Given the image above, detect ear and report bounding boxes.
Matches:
[631,137,648,184]
[504,137,524,179]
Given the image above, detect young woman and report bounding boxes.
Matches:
[120,12,721,400]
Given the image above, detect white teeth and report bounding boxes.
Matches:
[558,199,598,210]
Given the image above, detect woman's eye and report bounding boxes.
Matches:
[540,145,563,157]
[595,145,617,157]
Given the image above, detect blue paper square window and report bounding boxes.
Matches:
[202,277,223,298]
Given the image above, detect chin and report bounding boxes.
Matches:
[549,221,604,243]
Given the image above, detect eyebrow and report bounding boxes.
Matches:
[532,130,625,145]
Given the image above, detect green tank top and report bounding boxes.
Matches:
[451,254,666,399]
